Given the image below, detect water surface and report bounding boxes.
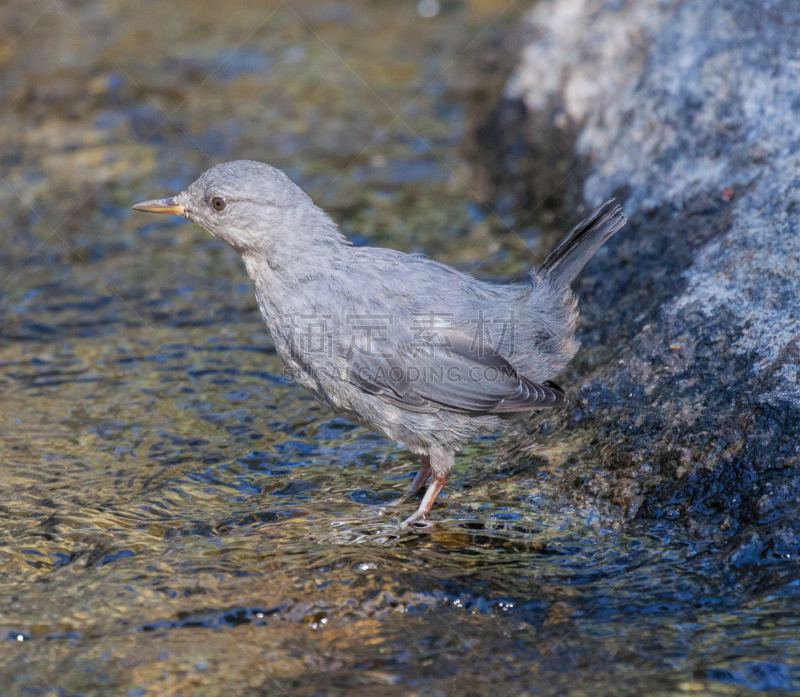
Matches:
[1,1,798,695]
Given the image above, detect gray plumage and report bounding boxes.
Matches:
[133,160,627,525]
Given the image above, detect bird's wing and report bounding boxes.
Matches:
[344,332,566,414]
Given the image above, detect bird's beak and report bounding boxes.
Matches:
[132,193,189,216]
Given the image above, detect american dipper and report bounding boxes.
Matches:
[133,161,626,525]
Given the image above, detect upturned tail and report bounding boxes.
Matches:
[539,200,627,288]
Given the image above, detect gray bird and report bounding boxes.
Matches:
[133,160,626,525]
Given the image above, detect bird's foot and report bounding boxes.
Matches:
[399,508,429,528]
[398,471,450,528]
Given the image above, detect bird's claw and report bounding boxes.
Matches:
[399,510,428,528]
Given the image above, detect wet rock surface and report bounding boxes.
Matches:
[2,0,800,694]
[495,0,800,563]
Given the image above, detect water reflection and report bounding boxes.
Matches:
[0,0,799,695]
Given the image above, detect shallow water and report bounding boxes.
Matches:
[1,1,799,695]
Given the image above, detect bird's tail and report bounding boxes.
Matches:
[539,200,627,289]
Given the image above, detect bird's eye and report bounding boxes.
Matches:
[210,196,226,212]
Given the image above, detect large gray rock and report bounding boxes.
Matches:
[491,0,800,561]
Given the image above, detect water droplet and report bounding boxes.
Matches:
[417,0,440,19]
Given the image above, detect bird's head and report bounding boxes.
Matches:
[133,160,346,261]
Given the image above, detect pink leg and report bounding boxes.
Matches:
[401,472,450,526]
[400,450,454,526]
[407,455,432,495]
[387,456,431,507]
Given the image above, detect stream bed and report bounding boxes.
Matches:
[0,1,798,695]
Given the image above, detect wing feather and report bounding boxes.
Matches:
[344,332,566,415]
